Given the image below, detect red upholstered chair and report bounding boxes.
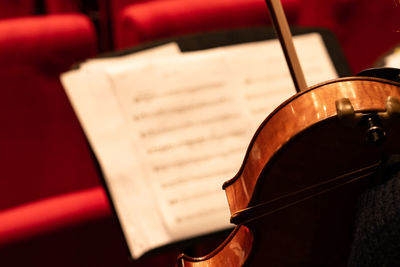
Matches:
[0,0,37,19]
[113,0,300,49]
[113,0,400,73]
[44,0,113,51]
[298,0,400,73]
[0,12,100,232]
[339,0,400,73]
[0,13,183,267]
[44,0,81,13]
[0,14,98,211]
[45,0,169,51]
[0,14,106,265]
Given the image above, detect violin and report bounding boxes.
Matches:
[177,0,400,266]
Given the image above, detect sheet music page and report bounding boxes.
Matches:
[105,32,338,244]
[107,52,253,240]
[61,44,186,258]
[61,33,338,259]
[80,42,181,69]
[216,32,338,126]
[384,48,400,68]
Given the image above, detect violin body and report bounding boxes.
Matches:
[178,76,400,266]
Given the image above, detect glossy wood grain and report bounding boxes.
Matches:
[177,225,253,267]
[224,77,400,215]
[178,76,400,266]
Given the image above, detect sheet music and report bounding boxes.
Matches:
[107,52,254,240]
[61,33,338,259]
[219,33,338,124]
[62,44,184,257]
[384,47,400,68]
[80,42,181,69]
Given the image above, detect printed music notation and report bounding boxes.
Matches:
[61,33,337,258]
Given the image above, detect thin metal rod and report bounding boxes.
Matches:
[265,0,308,92]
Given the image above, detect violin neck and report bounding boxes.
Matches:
[265,0,307,92]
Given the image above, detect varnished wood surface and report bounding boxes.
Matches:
[177,226,253,267]
[178,76,400,266]
[224,77,400,215]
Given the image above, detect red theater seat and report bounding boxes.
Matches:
[0,13,182,267]
[0,12,99,215]
[44,0,81,13]
[0,0,37,19]
[113,0,400,73]
[113,0,300,49]
[0,187,110,246]
[0,14,98,210]
[298,0,400,73]
[41,0,400,72]
[340,0,400,73]
[0,14,113,266]
[1,1,399,266]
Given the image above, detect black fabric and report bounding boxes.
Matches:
[348,160,400,267]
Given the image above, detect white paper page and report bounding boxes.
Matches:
[214,33,338,128]
[81,42,180,70]
[61,44,186,259]
[385,48,400,68]
[61,70,169,258]
[106,33,337,242]
[62,33,339,259]
[108,52,253,239]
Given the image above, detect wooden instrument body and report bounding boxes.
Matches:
[178,76,400,266]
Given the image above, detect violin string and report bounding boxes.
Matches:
[243,172,373,225]
[232,162,381,225]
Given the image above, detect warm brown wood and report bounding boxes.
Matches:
[178,76,400,266]
[224,77,400,215]
[177,226,253,267]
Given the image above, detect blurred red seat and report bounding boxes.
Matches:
[0,187,110,246]
[0,0,37,19]
[298,0,400,73]
[0,14,98,210]
[112,0,400,73]
[0,13,183,267]
[1,1,399,265]
[113,0,300,49]
[0,13,112,266]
